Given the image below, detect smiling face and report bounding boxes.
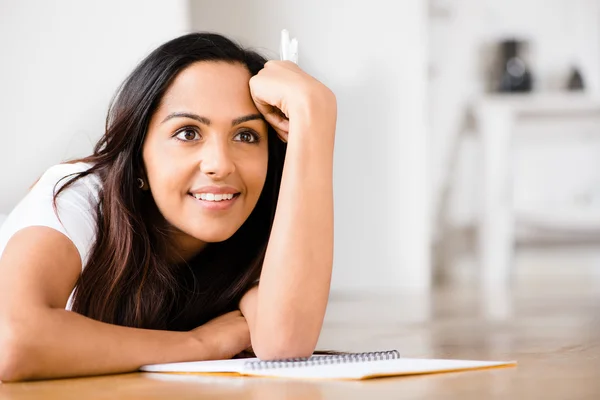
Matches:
[142,61,269,260]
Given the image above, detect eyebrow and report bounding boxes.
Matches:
[161,112,264,126]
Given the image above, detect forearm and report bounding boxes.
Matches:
[250,114,335,358]
[2,307,201,381]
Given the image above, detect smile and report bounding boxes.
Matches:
[188,192,240,211]
[191,193,237,202]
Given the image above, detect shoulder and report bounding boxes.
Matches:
[36,162,101,198]
[0,162,102,267]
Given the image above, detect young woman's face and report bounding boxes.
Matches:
[143,61,269,258]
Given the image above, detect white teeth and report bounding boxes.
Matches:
[192,193,235,201]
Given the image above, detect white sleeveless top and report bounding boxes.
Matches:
[0,163,101,309]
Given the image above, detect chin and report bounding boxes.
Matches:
[190,227,238,243]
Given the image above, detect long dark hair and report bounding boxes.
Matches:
[54,33,286,331]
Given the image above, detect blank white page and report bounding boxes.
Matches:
[140,358,258,373]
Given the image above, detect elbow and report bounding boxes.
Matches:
[253,342,315,361]
[0,321,32,382]
[251,330,317,361]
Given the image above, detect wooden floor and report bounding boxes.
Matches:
[1,267,599,399]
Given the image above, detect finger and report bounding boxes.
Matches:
[220,310,243,320]
[265,59,298,71]
[253,100,289,142]
[266,114,289,142]
[271,124,289,143]
[262,111,289,142]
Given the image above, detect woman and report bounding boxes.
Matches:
[0,32,336,382]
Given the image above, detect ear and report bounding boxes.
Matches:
[137,163,150,191]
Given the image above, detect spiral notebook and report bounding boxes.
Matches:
[140,350,516,380]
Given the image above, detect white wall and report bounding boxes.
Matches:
[191,0,431,291]
[0,0,190,213]
[429,0,600,232]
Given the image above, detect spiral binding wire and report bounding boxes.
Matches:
[244,350,401,371]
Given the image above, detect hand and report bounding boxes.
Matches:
[249,60,337,143]
[232,346,256,359]
[189,311,251,360]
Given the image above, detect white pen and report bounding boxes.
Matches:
[280,29,298,64]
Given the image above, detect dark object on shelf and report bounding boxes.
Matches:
[567,66,585,91]
[496,39,533,93]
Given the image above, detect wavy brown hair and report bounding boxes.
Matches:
[53,33,287,331]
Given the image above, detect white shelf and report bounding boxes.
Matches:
[476,93,600,113]
[516,207,600,233]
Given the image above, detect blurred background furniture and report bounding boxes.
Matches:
[474,94,600,285]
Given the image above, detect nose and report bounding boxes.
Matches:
[198,135,236,179]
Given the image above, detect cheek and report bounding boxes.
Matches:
[143,140,189,203]
[247,154,269,194]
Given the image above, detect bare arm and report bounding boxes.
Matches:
[0,227,249,382]
[243,64,337,359]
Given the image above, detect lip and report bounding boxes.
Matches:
[189,185,240,195]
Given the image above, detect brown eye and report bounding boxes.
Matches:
[234,130,259,143]
[175,128,200,142]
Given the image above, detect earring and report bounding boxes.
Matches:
[137,178,145,189]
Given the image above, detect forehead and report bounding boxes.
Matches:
[157,61,257,118]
